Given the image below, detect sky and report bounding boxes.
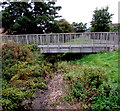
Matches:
[56,0,120,28]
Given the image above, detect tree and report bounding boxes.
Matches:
[91,7,114,32]
[2,1,62,34]
[109,23,120,32]
[72,22,87,32]
[59,19,74,33]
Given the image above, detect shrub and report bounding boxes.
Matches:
[91,88,120,110]
[65,66,108,102]
[58,50,119,110]
[2,42,32,80]
[2,42,47,110]
[2,88,24,110]
[2,41,31,63]
[26,44,39,52]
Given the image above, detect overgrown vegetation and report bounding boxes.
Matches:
[1,42,54,110]
[58,50,120,110]
[2,41,119,110]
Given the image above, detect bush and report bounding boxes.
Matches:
[2,42,32,80]
[2,88,24,110]
[58,61,119,110]
[26,44,39,52]
[65,66,108,102]
[91,88,120,110]
[2,41,31,63]
[2,42,47,110]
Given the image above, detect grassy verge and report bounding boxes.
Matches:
[58,50,120,110]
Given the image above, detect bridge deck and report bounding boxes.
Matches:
[38,44,118,53]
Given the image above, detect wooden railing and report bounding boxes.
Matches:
[0,32,119,46]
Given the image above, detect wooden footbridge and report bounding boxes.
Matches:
[1,32,119,53]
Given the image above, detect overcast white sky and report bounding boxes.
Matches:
[56,0,120,28]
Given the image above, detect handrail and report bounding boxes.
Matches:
[0,32,119,46]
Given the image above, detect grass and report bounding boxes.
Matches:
[57,50,119,110]
[72,50,119,88]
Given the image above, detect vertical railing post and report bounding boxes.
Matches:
[114,32,119,48]
[62,34,64,44]
[113,32,115,45]
[105,32,108,51]
[29,35,31,45]
[58,34,60,52]
[41,35,43,45]
[70,34,71,52]
[39,35,42,45]
[92,32,95,45]
[93,32,96,52]
[26,35,28,45]
[74,33,76,44]
[109,32,112,45]
[36,34,39,45]
[112,32,114,45]
[47,34,50,52]
[118,32,120,47]
[100,33,103,44]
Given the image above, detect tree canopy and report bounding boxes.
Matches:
[91,7,114,32]
[1,2,115,34]
[2,1,62,34]
[59,19,74,33]
[72,22,87,32]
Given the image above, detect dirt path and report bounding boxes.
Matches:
[22,72,81,110]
